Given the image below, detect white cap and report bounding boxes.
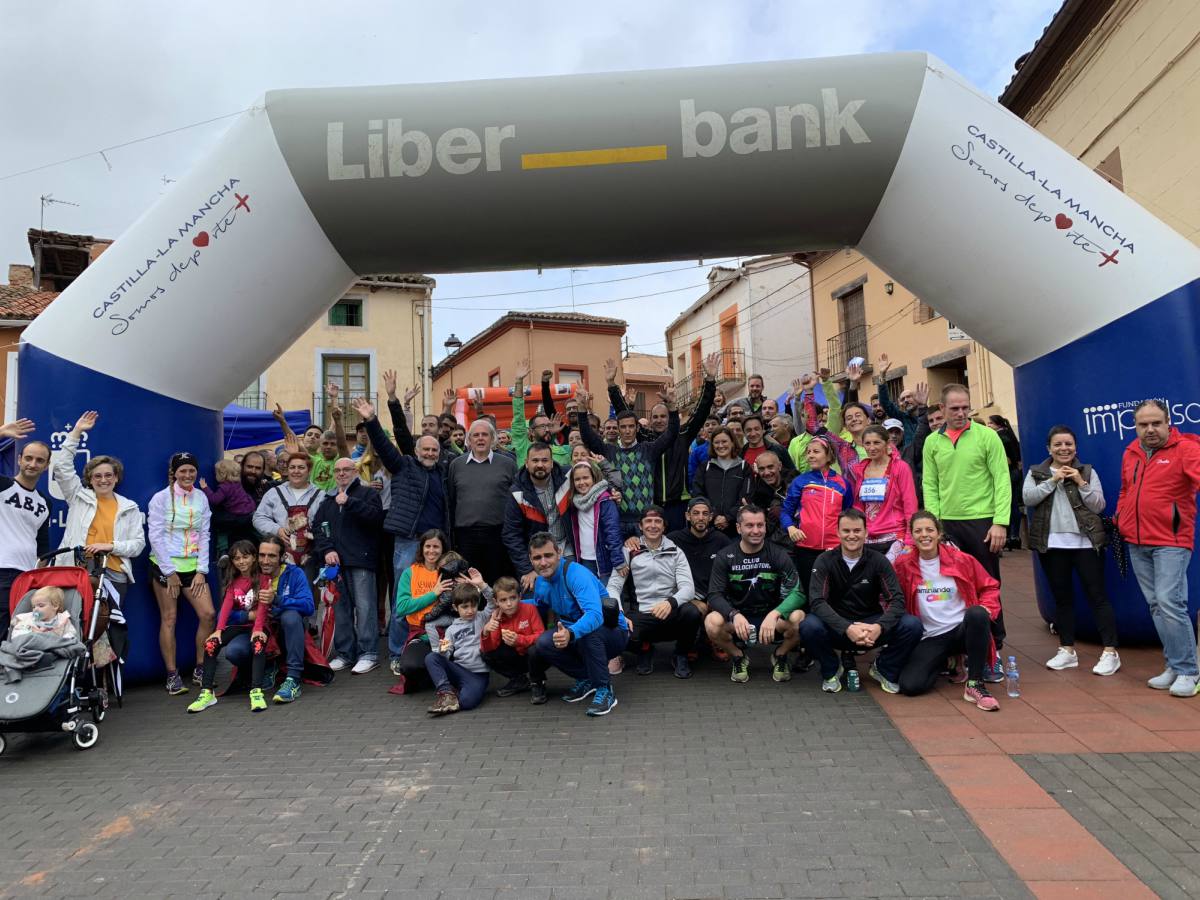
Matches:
[883,418,904,431]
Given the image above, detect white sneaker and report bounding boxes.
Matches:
[1169,674,1199,698]
[1045,647,1078,670]
[328,658,348,672]
[1092,651,1121,676]
[1148,669,1177,690]
[351,658,378,675]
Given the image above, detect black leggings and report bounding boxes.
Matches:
[1038,548,1118,647]
[791,547,825,596]
[628,603,703,656]
[898,605,992,696]
[201,624,266,690]
[482,645,530,679]
[942,518,1006,649]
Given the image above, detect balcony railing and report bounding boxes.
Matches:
[673,347,747,414]
[825,325,868,374]
[233,390,267,410]
[312,392,378,430]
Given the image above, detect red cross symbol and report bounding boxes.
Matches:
[1099,248,1119,267]
[235,193,251,213]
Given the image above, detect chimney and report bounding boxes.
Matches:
[7,264,33,286]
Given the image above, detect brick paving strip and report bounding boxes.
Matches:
[0,656,1029,899]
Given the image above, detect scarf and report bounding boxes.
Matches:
[571,479,611,513]
[407,564,442,627]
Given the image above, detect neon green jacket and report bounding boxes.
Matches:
[511,389,572,468]
[921,422,1012,524]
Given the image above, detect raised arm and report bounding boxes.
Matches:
[647,386,680,459]
[574,390,609,456]
[53,411,97,504]
[511,359,531,463]
[354,398,405,475]
[682,352,720,442]
[540,368,558,418]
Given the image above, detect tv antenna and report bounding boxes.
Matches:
[35,194,81,288]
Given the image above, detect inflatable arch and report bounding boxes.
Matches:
[19,52,1200,680]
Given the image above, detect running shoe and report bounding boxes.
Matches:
[1149,669,1177,690]
[868,662,899,694]
[389,658,404,676]
[635,645,654,676]
[165,672,187,695]
[730,654,750,683]
[496,675,531,697]
[248,688,267,712]
[1092,651,1121,677]
[771,654,792,683]
[191,665,204,685]
[963,680,1000,711]
[821,665,845,693]
[273,677,302,703]
[1170,675,1200,698]
[351,658,378,675]
[186,688,217,713]
[428,689,460,715]
[1045,647,1078,670]
[671,654,692,679]
[329,658,349,672]
[791,649,815,673]
[530,681,548,705]
[585,686,617,717]
[562,679,596,703]
[982,660,1005,684]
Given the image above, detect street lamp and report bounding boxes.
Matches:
[444,333,462,388]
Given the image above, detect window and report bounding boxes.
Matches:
[488,367,501,387]
[556,367,585,385]
[884,375,904,404]
[322,355,370,426]
[329,299,363,327]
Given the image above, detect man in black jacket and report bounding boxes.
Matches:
[605,352,721,532]
[313,458,385,674]
[799,508,922,695]
[502,443,573,592]
[666,497,731,608]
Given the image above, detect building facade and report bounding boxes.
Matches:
[243,275,435,428]
[620,351,672,417]
[809,249,1018,419]
[665,254,816,409]
[431,311,626,400]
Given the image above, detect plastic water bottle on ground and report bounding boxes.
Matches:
[1005,655,1021,698]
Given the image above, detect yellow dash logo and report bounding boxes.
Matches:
[521,145,668,170]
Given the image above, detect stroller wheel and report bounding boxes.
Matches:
[73,722,99,751]
[0,734,6,756]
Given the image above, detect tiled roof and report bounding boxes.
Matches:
[0,287,58,320]
[505,310,626,327]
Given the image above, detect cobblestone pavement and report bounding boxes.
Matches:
[0,650,1030,899]
[1017,752,1200,899]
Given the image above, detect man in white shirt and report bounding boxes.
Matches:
[0,420,52,635]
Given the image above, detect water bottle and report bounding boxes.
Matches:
[846,668,861,692]
[1005,655,1020,698]
[745,624,758,646]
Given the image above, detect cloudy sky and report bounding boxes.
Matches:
[0,0,1058,364]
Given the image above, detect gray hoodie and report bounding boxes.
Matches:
[430,589,494,674]
[607,535,695,613]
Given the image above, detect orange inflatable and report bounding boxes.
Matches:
[449,384,578,430]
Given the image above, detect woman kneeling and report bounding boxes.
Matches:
[894,511,1002,711]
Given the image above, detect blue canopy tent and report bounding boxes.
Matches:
[222,405,312,451]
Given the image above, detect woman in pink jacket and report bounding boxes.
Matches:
[851,425,917,555]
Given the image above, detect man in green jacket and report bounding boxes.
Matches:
[922,383,1011,669]
[510,359,573,467]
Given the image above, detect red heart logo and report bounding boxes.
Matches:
[1054,214,1072,230]
[193,232,210,248]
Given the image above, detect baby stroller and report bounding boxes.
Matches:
[0,549,110,755]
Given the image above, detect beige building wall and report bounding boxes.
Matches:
[810,250,1018,421]
[432,325,624,397]
[1018,0,1200,247]
[258,281,431,428]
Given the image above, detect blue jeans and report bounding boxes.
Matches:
[389,538,421,661]
[528,625,630,690]
[1129,545,1197,676]
[332,566,378,663]
[274,609,306,679]
[799,612,924,682]
[424,653,489,710]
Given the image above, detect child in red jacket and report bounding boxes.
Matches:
[480,575,545,698]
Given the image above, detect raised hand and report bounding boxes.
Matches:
[70,411,98,437]
[547,413,565,435]
[575,389,592,410]
[541,369,553,383]
[914,382,929,406]
[381,369,398,400]
[272,403,286,423]
[326,381,340,404]
[199,477,209,490]
[701,351,721,379]
[603,357,618,385]
[403,384,421,406]
[352,397,376,421]
[442,387,456,411]
[657,385,676,410]
[514,358,531,383]
[877,352,891,375]
[845,362,864,383]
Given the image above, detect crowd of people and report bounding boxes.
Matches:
[1,351,1198,719]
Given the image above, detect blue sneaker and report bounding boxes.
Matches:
[561,679,596,703]
[982,660,1005,684]
[586,686,618,717]
[273,676,302,703]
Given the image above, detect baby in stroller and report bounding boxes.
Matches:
[11,587,79,641]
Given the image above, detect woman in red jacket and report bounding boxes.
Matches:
[780,436,852,593]
[851,425,918,555]
[894,511,1002,711]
